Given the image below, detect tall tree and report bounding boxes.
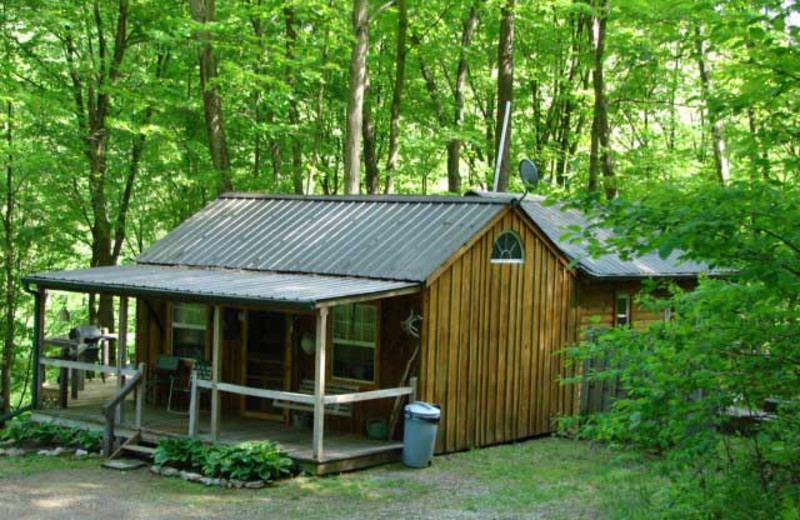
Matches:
[384,0,407,194]
[494,0,514,192]
[588,0,615,199]
[62,0,133,330]
[344,0,369,195]
[448,1,480,195]
[285,7,304,194]
[189,0,233,194]
[694,25,730,185]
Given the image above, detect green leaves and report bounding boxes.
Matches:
[153,437,293,482]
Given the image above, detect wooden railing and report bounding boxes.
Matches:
[100,362,145,456]
[186,372,417,459]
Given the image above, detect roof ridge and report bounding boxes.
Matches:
[218,192,508,205]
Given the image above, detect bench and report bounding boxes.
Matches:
[274,379,360,417]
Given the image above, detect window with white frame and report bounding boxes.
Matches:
[615,294,631,327]
[332,304,377,383]
[171,303,208,360]
[491,230,524,264]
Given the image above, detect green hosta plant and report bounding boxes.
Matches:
[153,437,207,471]
[0,415,102,451]
[202,442,292,482]
[154,437,293,482]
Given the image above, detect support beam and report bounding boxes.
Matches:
[188,372,199,437]
[116,297,128,424]
[135,362,145,429]
[312,307,328,462]
[210,305,222,442]
[32,288,47,409]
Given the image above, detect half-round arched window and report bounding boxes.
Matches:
[491,230,524,264]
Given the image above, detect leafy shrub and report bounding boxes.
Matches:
[153,437,207,470]
[560,182,800,518]
[1,415,102,451]
[202,442,292,482]
[154,437,293,482]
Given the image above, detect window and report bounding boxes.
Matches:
[171,303,208,360]
[491,230,524,264]
[332,304,377,383]
[615,294,631,327]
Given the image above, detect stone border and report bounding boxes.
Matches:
[149,465,267,489]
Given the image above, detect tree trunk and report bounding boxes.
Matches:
[189,0,233,194]
[588,0,615,199]
[494,0,515,192]
[285,8,304,194]
[694,26,730,185]
[384,0,407,194]
[363,74,380,194]
[2,101,14,415]
[344,0,369,195]
[447,2,480,194]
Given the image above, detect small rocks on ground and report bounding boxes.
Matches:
[179,471,203,482]
[74,449,89,457]
[244,480,265,489]
[4,447,25,457]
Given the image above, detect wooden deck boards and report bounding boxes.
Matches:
[35,378,402,474]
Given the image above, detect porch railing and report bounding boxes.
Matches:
[101,362,146,456]
[187,372,417,461]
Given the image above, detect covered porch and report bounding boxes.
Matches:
[22,264,423,474]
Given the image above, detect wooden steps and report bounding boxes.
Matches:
[121,444,156,457]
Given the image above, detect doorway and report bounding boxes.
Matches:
[241,311,290,420]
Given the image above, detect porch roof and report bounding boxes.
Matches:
[22,265,419,309]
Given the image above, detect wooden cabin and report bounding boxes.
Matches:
[21,192,709,473]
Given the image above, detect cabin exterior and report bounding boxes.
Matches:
[21,192,708,473]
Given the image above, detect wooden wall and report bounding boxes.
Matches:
[419,208,581,454]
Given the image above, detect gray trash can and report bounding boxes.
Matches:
[402,401,441,468]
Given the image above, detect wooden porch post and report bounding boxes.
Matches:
[33,288,47,410]
[210,305,222,442]
[116,297,128,424]
[312,307,328,461]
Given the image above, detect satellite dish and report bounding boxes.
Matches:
[519,159,538,188]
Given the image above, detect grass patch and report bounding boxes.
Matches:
[0,455,99,479]
[0,438,674,519]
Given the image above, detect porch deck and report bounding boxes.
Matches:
[33,378,403,474]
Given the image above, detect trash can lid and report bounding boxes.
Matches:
[405,401,440,420]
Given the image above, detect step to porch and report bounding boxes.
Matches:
[121,444,156,457]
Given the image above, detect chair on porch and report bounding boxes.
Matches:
[167,359,211,415]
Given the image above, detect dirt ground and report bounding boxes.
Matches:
[0,438,660,520]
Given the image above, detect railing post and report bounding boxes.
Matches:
[188,371,199,437]
[312,307,328,462]
[135,362,145,429]
[32,288,46,410]
[116,297,128,424]
[210,306,222,442]
[104,409,115,457]
[409,376,418,403]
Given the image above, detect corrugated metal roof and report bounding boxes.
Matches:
[137,194,506,282]
[22,265,419,308]
[467,190,711,278]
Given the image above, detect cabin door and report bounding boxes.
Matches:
[241,311,290,420]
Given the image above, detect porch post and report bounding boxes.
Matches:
[116,297,128,424]
[312,307,328,461]
[210,305,222,442]
[32,288,46,410]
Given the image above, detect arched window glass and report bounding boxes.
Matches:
[491,230,524,264]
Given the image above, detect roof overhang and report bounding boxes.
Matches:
[22,265,421,310]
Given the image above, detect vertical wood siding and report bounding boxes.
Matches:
[420,210,580,453]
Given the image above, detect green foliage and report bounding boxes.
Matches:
[1,415,102,451]
[154,437,292,482]
[202,442,293,482]
[561,180,800,518]
[153,437,207,470]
